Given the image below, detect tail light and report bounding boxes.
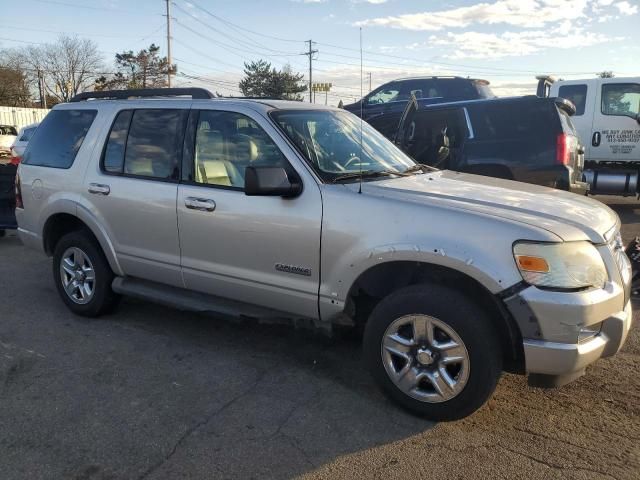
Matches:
[15,171,23,209]
[10,147,21,165]
[556,133,575,166]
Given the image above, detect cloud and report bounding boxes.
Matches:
[351,0,389,3]
[427,27,623,59]
[615,1,639,14]
[355,0,593,30]
[290,0,327,3]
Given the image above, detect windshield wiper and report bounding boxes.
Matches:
[402,163,439,174]
[331,170,403,183]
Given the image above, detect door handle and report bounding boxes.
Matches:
[185,197,216,212]
[592,131,601,147]
[88,183,110,195]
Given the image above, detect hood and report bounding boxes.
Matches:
[0,135,15,148]
[358,170,617,243]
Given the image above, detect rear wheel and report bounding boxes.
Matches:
[0,229,5,238]
[52,231,119,317]
[363,284,502,421]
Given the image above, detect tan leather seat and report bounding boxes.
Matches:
[195,130,243,187]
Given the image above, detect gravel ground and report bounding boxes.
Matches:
[0,197,638,480]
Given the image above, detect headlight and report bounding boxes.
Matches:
[513,241,607,289]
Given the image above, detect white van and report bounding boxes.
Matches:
[538,76,640,195]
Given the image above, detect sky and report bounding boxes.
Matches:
[1,0,639,105]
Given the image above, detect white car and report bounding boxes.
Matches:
[0,125,18,164]
[10,123,39,165]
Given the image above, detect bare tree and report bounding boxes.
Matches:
[8,35,104,102]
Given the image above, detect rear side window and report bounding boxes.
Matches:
[22,110,96,169]
[102,110,133,173]
[468,102,557,141]
[20,127,37,142]
[102,109,188,180]
[558,84,587,115]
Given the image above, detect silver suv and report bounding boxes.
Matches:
[15,88,633,421]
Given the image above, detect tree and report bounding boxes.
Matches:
[597,71,615,78]
[5,35,103,103]
[95,44,174,91]
[239,60,306,100]
[0,66,32,107]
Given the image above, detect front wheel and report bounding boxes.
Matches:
[363,284,502,421]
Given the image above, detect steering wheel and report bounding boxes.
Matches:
[344,156,363,170]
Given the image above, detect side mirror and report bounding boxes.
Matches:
[244,166,302,197]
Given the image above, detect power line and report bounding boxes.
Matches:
[182,0,302,44]
[28,0,147,14]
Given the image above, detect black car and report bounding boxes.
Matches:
[342,76,494,139]
[0,163,17,237]
[392,95,588,194]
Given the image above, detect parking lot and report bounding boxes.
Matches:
[0,196,638,480]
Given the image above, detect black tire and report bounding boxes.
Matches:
[52,230,120,317]
[363,284,502,421]
[0,229,5,238]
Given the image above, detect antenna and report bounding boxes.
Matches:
[358,27,364,195]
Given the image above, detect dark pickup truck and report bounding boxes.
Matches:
[342,76,494,139]
[392,95,589,194]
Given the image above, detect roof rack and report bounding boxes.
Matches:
[70,88,215,102]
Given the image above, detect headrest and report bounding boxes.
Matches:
[232,134,259,162]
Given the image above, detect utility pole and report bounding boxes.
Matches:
[37,70,46,109]
[303,40,318,103]
[368,72,372,92]
[165,0,173,87]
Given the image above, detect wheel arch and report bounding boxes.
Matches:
[345,260,524,372]
[42,209,123,276]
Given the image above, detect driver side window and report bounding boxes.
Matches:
[367,84,400,105]
[193,111,288,189]
[602,83,640,117]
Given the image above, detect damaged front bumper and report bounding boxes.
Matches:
[504,281,633,387]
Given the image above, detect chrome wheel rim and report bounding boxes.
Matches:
[60,247,95,305]
[381,314,470,403]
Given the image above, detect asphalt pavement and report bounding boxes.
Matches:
[1,197,638,480]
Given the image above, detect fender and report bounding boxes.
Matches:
[74,202,124,276]
[319,241,522,322]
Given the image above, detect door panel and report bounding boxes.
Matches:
[177,108,322,319]
[591,80,640,163]
[83,106,188,287]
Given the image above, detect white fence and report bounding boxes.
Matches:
[0,106,50,130]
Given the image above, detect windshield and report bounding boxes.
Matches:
[271,109,416,182]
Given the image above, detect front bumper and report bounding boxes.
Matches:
[522,300,632,377]
[504,276,633,386]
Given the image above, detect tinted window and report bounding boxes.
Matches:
[122,109,188,179]
[0,126,17,136]
[405,109,466,167]
[102,110,133,173]
[601,83,640,117]
[468,101,557,140]
[558,84,587,115]
[23,110,97,168]
[20,127,37,142]
[194,111,288,189]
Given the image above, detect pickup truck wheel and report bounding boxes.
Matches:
[0,229,5,238]
[52,231,119,317]
[363,284,502,421]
